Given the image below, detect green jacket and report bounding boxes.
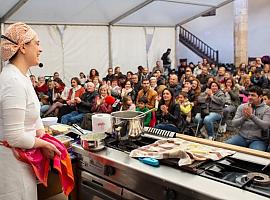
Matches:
[136,107,152,127]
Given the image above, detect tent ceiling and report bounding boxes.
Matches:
[0,0,233,26]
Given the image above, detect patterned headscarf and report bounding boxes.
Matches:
[1,22,37,61]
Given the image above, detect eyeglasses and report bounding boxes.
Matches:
[1,35,18,45]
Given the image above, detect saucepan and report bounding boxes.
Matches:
[80,132,106,151]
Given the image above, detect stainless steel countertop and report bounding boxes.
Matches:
[72,143,270,200]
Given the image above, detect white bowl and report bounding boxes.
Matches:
[42,117,58,127]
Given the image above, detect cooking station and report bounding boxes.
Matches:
[71,127,270,200]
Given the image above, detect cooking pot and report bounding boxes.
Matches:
[80,132,106,151]
[111,111,145,140]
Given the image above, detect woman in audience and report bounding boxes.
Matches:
[88,68,99,82]
[57,77,85,122]
[195,81,225,140]
[219,77,240,133]
[155,88,184,132]
[79,72,87,86]
[35,75,48,97]
[239,75,253,103]
[43,77,69,117]
[91,85,113,113]
[121,80,136,102]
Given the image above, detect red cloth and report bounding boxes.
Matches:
[11,134,74,196]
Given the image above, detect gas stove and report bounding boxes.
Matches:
[72,127,270,200]
[104,127,270,198]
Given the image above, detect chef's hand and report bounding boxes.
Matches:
[34,138,61,158]
[43,141,61,158]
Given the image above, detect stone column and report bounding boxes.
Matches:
[234,0,248,68]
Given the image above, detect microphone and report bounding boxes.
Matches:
[39,63,43,68]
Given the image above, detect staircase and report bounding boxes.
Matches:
[179,26,219,64]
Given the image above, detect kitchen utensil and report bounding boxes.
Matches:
[139,157,159,167]
[80,132,106,151]
[111,111,145,140]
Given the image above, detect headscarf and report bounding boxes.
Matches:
[1,22,37,61]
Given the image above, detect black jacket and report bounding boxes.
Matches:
[156,101,184,130]
[77,91,98,113]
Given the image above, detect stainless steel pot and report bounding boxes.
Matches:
[80,132,106,151]
[111,111,145,140]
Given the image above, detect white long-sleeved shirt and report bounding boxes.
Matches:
[0,64,43,149]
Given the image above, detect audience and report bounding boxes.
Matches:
[35,56,270,152]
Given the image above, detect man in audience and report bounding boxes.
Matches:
[104,67,114,82]
[151,60,164,76]
[150,77,158,91]
[216,66,226,84]
[226,86,270,151]
[197,66,211,89]
[167,74,182,97]
[61,82,98,125]
[136,79,157,109]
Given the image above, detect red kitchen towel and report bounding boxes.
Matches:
[2,134,74,196]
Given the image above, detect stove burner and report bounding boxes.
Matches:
[247,172,270,186]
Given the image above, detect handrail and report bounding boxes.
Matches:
[179,26,219,63]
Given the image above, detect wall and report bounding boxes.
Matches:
[177,0,270,65]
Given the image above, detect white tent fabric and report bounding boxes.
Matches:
[1,0,232,26]
[0,0,233,81]
[29,25,175,82]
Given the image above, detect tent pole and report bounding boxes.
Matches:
[108,25,112,68]
[0,23,4,72]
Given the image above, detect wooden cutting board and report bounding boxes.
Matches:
[176,133,270,159]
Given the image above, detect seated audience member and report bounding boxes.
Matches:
[43,77,70,117]
[53,71,60,80]
[136,79,158,109]
[181,80,195,102]
[121,80,136,102]
[30,74,37,87]
[226,86,270,151]
[120,95,136,111]
[40,79,54,115]
[155,88,184,132]
[136,97,152,126]
[149,77,158,91]
[195,81,225,140]
[196,66,210,88]
[155,70,166,86]
[91,85,113,114]
[126,71,133,80]
[151,60,164,76]
[263,90,270,106]
[251,68,269,89]
[178,92,193,123]
[104,67,114,82]
[219,78,240,133]
[167,74,182,97]
[57,77,85,122]
[79,72,87,86]
[61,82,98,124]
[88,68,99,82]
[215,66,226,84]
[239,75,253,103]
[110,78,121,99]
[35,75,48,97]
